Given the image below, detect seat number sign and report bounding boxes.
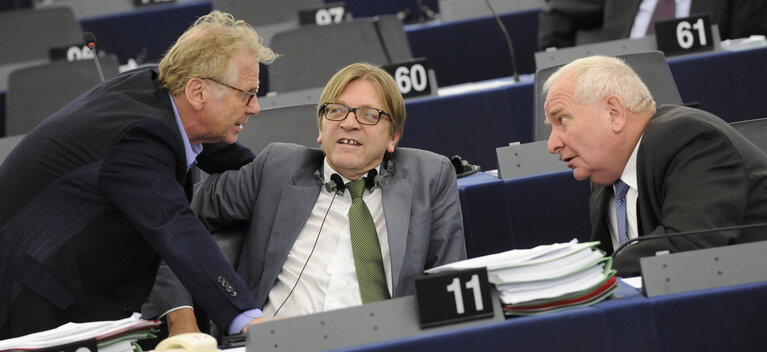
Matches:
[414,267,494,328]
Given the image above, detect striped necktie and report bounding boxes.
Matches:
[646,0,676,35]
[614,179,630,245]
[347,178,390,303]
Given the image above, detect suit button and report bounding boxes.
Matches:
[218,276,227,285]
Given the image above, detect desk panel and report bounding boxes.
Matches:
[400,79,534,170]
[341,0,440,22]
[338,306,607,352]
[456,170,591,258]
[593,283,661,351]
[669,46,767,123]
[650,281,767,351]
[79,1,211,65]
[335,281,647,352]
[329,280,767,352]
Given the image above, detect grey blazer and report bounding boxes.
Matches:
[143,142,466,317]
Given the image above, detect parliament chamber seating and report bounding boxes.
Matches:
[1,2,767,351]
[0,0,766,255]
[5,55,120,136]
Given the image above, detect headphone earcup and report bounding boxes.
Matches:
[451,155,480,178]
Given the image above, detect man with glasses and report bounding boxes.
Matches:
[143,62,466,335]
[0,11,278,339]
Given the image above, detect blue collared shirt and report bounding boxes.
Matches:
[168,93,202,170]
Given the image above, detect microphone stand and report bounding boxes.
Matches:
[84,32,105,82]
[88,44,105,83]
[483,0,519,82]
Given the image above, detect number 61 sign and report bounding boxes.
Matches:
[414,267,494,328]
[654,14,714,56]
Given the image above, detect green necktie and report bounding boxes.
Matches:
[347,178,390,303]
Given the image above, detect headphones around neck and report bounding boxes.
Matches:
[314,159,393,194]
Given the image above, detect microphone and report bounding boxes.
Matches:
[365,169,378,190]
[330,174,345,194]
[316,166,387,194]
[414,0,436,23]
[612,222,767,259]
[372,159,393,189]
[483,0,519,82]
[314,170,345,195]
[83,32,105,82]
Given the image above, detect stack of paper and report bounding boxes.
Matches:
[426,239,617,316]
[0,313,160,351]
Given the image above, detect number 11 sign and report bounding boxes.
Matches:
[414,267,494,328]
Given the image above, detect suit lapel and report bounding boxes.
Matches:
[380,162,413,294]
[261,168,321,293]
[590,184,614,254]
[690,0,715,15]
[603,0,643,38]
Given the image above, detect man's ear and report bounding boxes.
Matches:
[606,95,627,132]
[185,78,206,111]
[317,121,324,145]
[386,130,402,153]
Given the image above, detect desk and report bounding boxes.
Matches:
[3,15,766,170]
[668,46,767,123]
[332,280,767,351]
[76,0,442,64]
[400,45,767,170]
[342,0,439,22]
[75,1,539,87]
[400,76,534,170]
[405,8,540,87]
[455,170,591,258]
[77,1,538,89]
[79,1,211,65]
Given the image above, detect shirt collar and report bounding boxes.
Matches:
[618,135,643,190]
[169,92,202,170]
[322,158,382,187]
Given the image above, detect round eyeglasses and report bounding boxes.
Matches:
[321,103,391,126]
[202,77,257,106]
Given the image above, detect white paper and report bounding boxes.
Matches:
[0,313,157,350]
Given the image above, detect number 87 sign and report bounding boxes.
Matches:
[414,267,495,328]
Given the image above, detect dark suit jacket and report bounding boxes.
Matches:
[590,105,767,276]
[538,0,767,50]
[143,142,466,318]
[0,67,258,338]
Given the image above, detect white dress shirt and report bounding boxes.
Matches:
[262,159,391,319]
[630,0,692,38]
[609,136,643,251]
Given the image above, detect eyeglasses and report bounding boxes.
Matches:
[202,77,257,106]
[321,103,391,126]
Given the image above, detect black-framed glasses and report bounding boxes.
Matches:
[202,77,257,106]
[321,103,391,126]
